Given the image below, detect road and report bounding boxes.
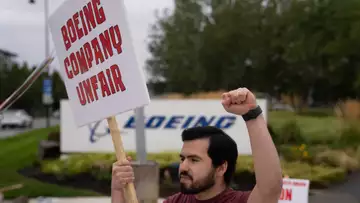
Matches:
[0,117,60,139]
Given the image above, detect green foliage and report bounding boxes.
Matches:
[280,144,312,163]
[47,131,60,142]
[313,149,359,172]
[278,120,307,144]
[0,58,67,115]
[336,124,360,148]
[41,152,347,188]
[296,108,334,118]
[0,127,99,199]
[146,0,360,103]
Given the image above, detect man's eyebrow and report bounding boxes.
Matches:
[180,154,202,160]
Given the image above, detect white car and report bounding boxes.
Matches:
[0,109,33,129]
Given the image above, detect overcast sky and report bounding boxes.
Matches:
[0,0,174,80]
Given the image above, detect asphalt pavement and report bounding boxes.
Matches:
[0,117,60,139]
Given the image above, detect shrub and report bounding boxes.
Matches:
[297,108,333,118]
[278,120,307,145]
[334,123,360,148]
[313,149,359,172]
[281,161,346,188]
[47,131,60,142]
[268,124,281,146]
[40,152,347,188]
[279,144,312,163]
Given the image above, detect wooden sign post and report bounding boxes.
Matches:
[107,116,138,202]
[48,0,151,202]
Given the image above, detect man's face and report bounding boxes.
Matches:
[178,138,216,194]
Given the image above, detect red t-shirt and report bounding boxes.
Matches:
[163,188,251,203]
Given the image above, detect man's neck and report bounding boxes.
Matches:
[194,183,227,200]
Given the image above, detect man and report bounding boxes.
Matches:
[111,87,283,203]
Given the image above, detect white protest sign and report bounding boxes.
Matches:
[48,0,150,127]
[279,178,310,203]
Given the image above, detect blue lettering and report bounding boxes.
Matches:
[165,116,184,129]
[182,116,195,129]
[88,115,238,143]
[124,116,135,128]
[147,116,165,128]
[193,116,215,127]
[122,115,237,129]
[215,116,236,128]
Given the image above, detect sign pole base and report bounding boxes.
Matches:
[107,116,138,203]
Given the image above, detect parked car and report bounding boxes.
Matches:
[0,109,33,129]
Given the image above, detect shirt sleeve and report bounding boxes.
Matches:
[238,190,252,202]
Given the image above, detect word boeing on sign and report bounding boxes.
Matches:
[49,0,150,127]
[60,99,268,154]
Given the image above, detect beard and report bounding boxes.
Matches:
[179,169,216,195]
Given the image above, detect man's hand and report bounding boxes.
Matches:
[221,87,257,115]
[112,156,135,191]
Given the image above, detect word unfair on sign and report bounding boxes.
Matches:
[60,99,268,155]
[49,0,150,126]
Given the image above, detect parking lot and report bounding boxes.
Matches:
[0,117,60,139]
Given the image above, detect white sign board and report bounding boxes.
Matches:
[60,99,268,155]
[279,178,310,203]
[49,0,150,126]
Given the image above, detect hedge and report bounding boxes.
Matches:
[41,152,347,188]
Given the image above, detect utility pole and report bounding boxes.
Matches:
[30,0,53,128]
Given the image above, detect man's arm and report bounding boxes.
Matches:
[246,113,283,203]
[111,188,125,203]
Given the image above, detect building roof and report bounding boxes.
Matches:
[0,49,17,58]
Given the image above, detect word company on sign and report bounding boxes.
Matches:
[60,0,126,106]
[60,99,268,154]
[49,0,150,126]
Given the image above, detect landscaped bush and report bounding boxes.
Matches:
[279,144,312,163]
[47,131,60,142]
[335,123,360,148]
[277,120,307,144]
[40,152,347,189]
[312,149,359,172]
[297,108,334,118]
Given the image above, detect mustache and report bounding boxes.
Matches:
[179,171,193,180]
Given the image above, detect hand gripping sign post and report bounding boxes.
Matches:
[48,0,151,202]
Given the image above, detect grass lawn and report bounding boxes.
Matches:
[268,111,344,140]
[0,127,100,199]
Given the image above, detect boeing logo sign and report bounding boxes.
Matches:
[61,99,267,155]
[89,115,237,143]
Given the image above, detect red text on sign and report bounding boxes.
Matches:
[76,64,126,106]
[279,188,292,201]
[61,0,106,51]
[283,180,307,187]
[64,25,122,80]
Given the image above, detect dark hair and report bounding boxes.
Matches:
[181,126,238,185]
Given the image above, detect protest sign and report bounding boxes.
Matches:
[49,0,151,202]
[279,178,310,203]
[48,0,150,127]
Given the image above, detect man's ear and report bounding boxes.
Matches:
[216,161,228,177]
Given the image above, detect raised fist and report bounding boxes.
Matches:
[221,87,257,116]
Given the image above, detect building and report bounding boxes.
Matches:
[0,48,17,69]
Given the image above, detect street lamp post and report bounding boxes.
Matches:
[30,0,53,128]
